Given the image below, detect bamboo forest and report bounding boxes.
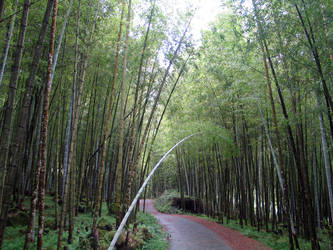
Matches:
[0,0,332,249]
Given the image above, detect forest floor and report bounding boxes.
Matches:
[141,199,271,250]
[2,195,167,249]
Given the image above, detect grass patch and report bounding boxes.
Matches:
[136,212,168,250]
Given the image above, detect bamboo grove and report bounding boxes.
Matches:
[0,0,193,248]
[0,0,332,249]
[149,0,332,250]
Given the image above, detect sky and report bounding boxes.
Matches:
[185,0,225,41]
[132,0,230,46]
[164,0,253,44]
[160,0,226,43]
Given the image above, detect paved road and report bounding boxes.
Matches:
[140,199,233,250]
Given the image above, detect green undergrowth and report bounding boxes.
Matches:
[2,195,168,250]
[154,190,181,214]
[136,212,168,250]
[155,190,330,250]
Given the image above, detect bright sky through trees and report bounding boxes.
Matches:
[168,0,225,42]
[180,0,224,41]
[170,0,253,44]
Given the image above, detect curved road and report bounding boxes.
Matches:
[140,199,271,250]
[140,199,231,250]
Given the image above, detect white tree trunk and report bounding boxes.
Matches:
[0,0,18,87]
[316,93,333,223]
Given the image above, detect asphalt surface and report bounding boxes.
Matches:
[140,199,233,250]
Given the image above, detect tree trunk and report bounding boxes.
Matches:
[58,1,97,248]
[55,100,60,229]
[97,0,126,228]
[37,1,58,248]
[316,93,333,225]
[50,0,74,88]
[295,3,333,141]
[10,0,54,179]
[0,0,4,21]
[121,18,191,222]
[0,1,31,247]
[123,0,155,213]
[0,0,18,87]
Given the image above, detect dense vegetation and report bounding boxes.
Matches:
[0,0,332,249]
[2,195,167,249]
[150,1,333,249]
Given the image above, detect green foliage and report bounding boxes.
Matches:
[3,196,94,249]
[2,225,26,250]
[2,195,169,250]
[154,190,181,214]
[136,212,168,250]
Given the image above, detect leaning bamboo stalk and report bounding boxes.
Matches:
[255,95,298,247]
[109,134,197,250]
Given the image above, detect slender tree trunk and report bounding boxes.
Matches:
[123,0,155,212]
[260,42,296,248]
[11,0,54,175]
[0,1,31,247]
[0,0,30,203]
[23,1,57,248]
[256,97,298,246]
[120,19,191,222]
[62,89,74,197]
[134,53,190,212]
[319,3,333,65]
[295,3,333,141]
[312,137,321,235]
[96,0,126,227]
[260,11,318,248]
[112,0,132,228]
[37,1,58,248]
[177,150,185,210]
[55,101,60,229]
[58,1,97,248]
[78,91,93,203]
[0,0,4,21]
[0,0,18,87]
[50,0,74,88]
[67,0,92,242]
[5,7,54,240]
[316,93,333,225]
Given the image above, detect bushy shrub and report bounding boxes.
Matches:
[154,189,181,214]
